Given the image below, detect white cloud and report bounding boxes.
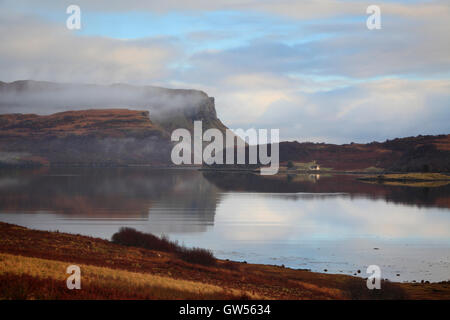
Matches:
[252,78,450,143]
[0,15,179,84]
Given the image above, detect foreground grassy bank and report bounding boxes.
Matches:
[0,222,449,300]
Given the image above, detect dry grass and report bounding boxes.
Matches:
[382,173,450,181]
[371,181,450,188]
[358,172,450,187]
[0,253,255,300]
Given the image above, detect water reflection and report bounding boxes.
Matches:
[203,171,450,209]
[0,168,449,281]
[0,167,220,233]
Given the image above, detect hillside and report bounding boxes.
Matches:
[1,222,449,300]
[206,134,450,173]
[277,134,450,172]
[0,109,172,166]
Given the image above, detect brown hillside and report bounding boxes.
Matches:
[1,222,449,300]
[0,109,161,138]
[0,109,172,166]
[278,134,450,172]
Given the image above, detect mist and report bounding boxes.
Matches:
[0,80,211,121]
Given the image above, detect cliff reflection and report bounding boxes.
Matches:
[0,168,221,233]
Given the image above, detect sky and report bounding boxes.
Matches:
[0,0,449,143]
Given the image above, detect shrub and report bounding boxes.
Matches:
[177,247,216,266]
[111,227,178,253]
[111,227,216,266]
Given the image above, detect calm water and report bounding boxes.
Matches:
[0,167,449,282]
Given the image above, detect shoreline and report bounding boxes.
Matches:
[2,163,449,180]
[0,222,449,300]
[357,173,450,182]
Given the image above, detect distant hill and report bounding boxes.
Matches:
[277,135,450,172]
[205,134,450,172]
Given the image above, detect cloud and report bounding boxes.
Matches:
[0,15,179,84]
[5,0,449,20]
[186,17,450,79]
[0,1,449,143]
[252,78,450,143]
[173,71,450,143]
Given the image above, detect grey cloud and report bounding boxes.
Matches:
[187,14,450,80]
[247,79,450,143]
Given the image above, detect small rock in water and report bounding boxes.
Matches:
[357,270,361,274]
[324,269,328,272]
[396,274,400,276]
[373,248,380,250]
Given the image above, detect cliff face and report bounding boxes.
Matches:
[0,109,173,166]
